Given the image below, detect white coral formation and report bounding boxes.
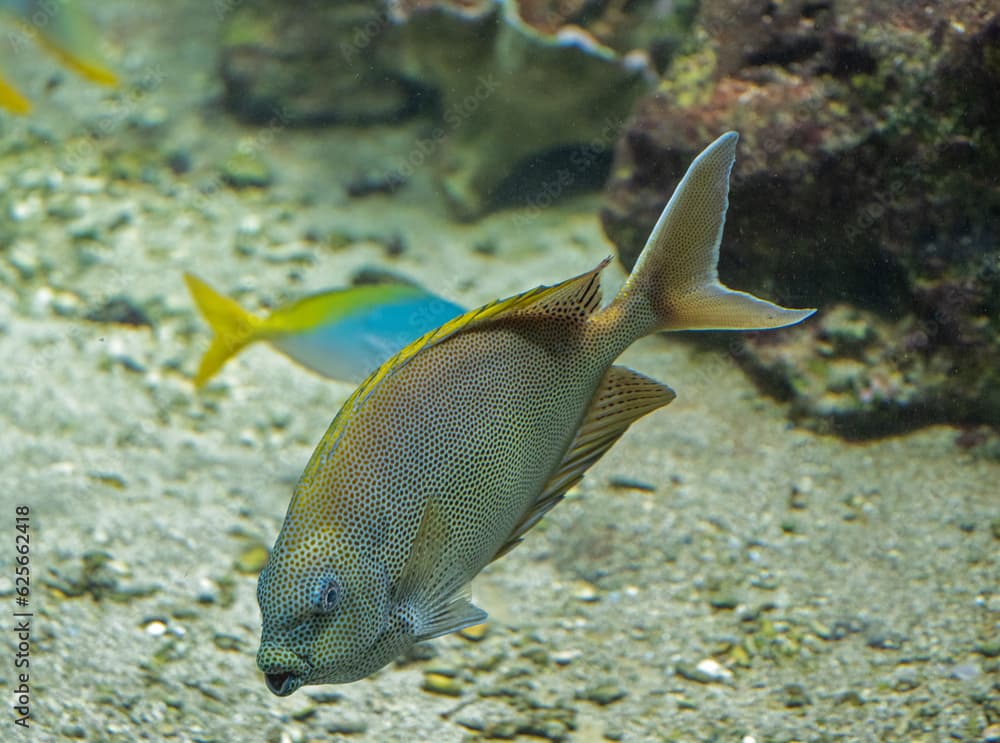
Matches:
[381,0,656,217]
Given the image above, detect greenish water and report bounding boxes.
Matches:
[0,2,996,742]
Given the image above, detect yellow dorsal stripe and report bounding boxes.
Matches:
[262,283,422,336]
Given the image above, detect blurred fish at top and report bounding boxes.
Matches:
[0,0,117,114]
[185,273,465,388]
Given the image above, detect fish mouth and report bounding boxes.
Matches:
[258,641,309,696]
[264,671,300,697]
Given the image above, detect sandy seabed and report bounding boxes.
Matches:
[0,3,996,742]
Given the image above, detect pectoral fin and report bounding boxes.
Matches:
[412,583,487,641]
[396,491,488,641]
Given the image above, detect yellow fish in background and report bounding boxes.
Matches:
[0,0,117,114]
[184,273,465,388]
[256,132,816,695]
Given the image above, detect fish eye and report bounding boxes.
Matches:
[314,576,341,614]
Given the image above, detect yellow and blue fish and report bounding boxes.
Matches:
[255,132,816,695]
[0,0,117,114]
[184,273,465,388]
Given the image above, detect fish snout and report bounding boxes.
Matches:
[257,642,309,696]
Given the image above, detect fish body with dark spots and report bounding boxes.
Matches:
[256,132,816,695]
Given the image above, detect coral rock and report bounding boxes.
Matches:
[382,1,656,218]
[220,0,416,125]
[602,1,1000,436]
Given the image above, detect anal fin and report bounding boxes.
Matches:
[491,366,676,562]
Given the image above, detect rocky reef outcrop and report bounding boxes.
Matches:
[219,0,417,125]
[219,0,691,218]
[602,1,1000,437]
[380,1,658,218]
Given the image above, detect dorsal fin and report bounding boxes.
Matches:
[363,256,609,390]
[300,259,612,481]
[490,365,676,562]
[515,256,607,322]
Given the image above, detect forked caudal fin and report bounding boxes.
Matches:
[607,132,815,338]
[184,273,263,388]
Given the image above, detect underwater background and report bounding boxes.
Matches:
[0,1,997,741]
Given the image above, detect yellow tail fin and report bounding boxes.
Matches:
[613,132,814,336]
[0,72,31,114]
[184,273,263,388]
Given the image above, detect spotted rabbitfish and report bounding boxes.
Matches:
[256,132,815,695]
